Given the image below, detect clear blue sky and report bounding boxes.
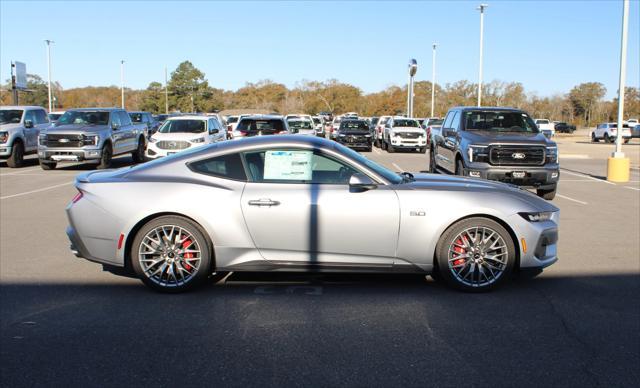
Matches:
[1,0,638,99]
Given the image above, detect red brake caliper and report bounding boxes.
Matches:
[452,238,466,267]
[181,236,193,270]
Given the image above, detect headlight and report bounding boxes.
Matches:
[191,137,205,143]
[38,133,47,145]
[546,146,558,163]
[82,135,98,146]
[365,134,371,137]
[338,133,346,137]
[149,137,158,143]
[468,145,489,163]
[519,212,553,222]
[0,132,8,143]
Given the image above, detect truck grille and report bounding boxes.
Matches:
[345,135,367,143]
[156,140,190,150]
[489,146,545,166]
[396,132,421,139]
[45,134,84,148]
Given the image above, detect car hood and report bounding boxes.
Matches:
[462,131,552,145]
[45,124,108,135]
[407,173,558,212]
[0,123,23,132]
[151,132,207,141]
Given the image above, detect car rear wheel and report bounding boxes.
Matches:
[387,142,395,153]
[97,143,112,169]
[591,133,599,142]
[435,217,516,292]
[6,140,24,168]
[131,216,212,293]
[605,134,612,143]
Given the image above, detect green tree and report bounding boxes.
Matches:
[167,61,211,113]
[139,82,165,113]
[569,82,606,126]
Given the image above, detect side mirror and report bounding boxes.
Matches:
[111,122,120,130]
[349,173,377,192]
[443,128,455,137]
[24,120,34,128]
[210,128,219,134]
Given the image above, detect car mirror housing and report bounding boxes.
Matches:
[349,173,377,192]
[111,122,120,130]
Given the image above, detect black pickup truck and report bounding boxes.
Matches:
[429,107,560,200]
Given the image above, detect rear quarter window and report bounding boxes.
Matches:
[189,153,247,181]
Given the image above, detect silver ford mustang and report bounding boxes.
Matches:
[66,136,559,292]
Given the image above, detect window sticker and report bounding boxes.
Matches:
[264,150,313,180]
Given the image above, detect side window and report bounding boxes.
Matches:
[209,119,219,133]
[244,149,359,184]
[189,153,247,181]
[110,112,121,127]
[24,110,36,124]
[34,110,49,124]
[441,112,452,129]
[118,111,132,126]
[450,111,461,131]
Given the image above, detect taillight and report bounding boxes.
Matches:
[227,125,232,132]
[277,130,288,134]
[71,190,83,204]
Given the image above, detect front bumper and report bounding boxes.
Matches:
[38,146,102,162]
[464,163,559,189]
[507,212,559,269]
[389,137,427,148]
[0,144,12,157]
[145,141,192,159]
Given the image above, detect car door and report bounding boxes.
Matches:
[31,109,50,151]
[22,110,39,150]
[240,148,400,266]
[436,111,458,173]
[209,118,223,142]
[109,112,126,154]
[118,111,138,152]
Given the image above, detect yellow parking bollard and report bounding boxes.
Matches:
[606,156,630,182]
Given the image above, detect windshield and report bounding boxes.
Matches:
[288,120,314,132]
[370,118,379,126]
[158,119,206,133]
[334,142,403,184]
[227,116,239,124]
[57,111,110,125]
[0,110,24,124]
[312,117,321,124]
[341,121,369,130]
[237,119,285,132]
[464,111,539,133]
[536,119,550,124]
[394,119,419,127]
[427,119,444,126]
[129,113,144,123]
[48,113,63,121]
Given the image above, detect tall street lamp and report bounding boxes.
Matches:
[431,43,437,118]
[477,4,488,107]
[165,66,169,114]
[45,40,54,112]
[607,0,630,182]
[407,59,418,118]
[120,60,125,108]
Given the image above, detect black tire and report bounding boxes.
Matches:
[419,147,426,154]
[131,137,145,163]
[381,139,387,150]
[39,160,57,170]
[97,143,113,170]
[374,139,380,148]
[131,215,213,293]
[537,186,557,200]
[604,134,612,143]
[387,142,395,153]
[366,145,372,152]
[435,217,516,292]
[624,138,630,144]
[6,140,24,168]
[455,158,465,176]
[591,133,599,143]
[429,148,438,173]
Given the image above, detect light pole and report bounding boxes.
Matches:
[431,43,437,118]
[164,66,169,114]
[120,60,125,108]
[607,0,630,182]
[477,4,488,107]
[407,59,417,118]
[45,40,54,112]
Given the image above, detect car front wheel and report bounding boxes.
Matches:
[131,216,212,292]
[6,140,24,168]
[429,148,438,173]
[591,133,599,142]
[435,217,516,292]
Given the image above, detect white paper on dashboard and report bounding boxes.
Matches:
[264,150,312,180]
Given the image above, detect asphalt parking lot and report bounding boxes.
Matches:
[1,133,639,387]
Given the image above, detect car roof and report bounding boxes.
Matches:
[67,108,124,112]
[167,115,209,121]
[128,111,150,114]
[1,105,46,110]
[454,106,524,112]
[240,114,285,120]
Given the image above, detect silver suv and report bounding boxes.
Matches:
[0,106,51,168]
[38,108,147,170]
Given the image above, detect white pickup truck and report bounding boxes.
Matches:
[535,119,555,137]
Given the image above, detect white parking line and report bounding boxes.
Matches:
[0,166,45,176]
[392,163,404,172]
[556,194,588,205]
[624,186,640,192]
[372,147,381,155]
[560,169,616,185]
[0,181,73,200]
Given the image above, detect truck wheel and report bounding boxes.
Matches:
[97,143,112,170]
[455,159,465,176]
[132,137,145,163]
[39,160,57,170]
[419,147,426,154]
[429,148,438,173]
[604,134,612,143]
[537,186,557,200]
[387,143,395,153]
[6,140,24,168]
[624,138,630,144]
[591,133,599,143]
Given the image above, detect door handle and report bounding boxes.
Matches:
[248,199,280,207]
